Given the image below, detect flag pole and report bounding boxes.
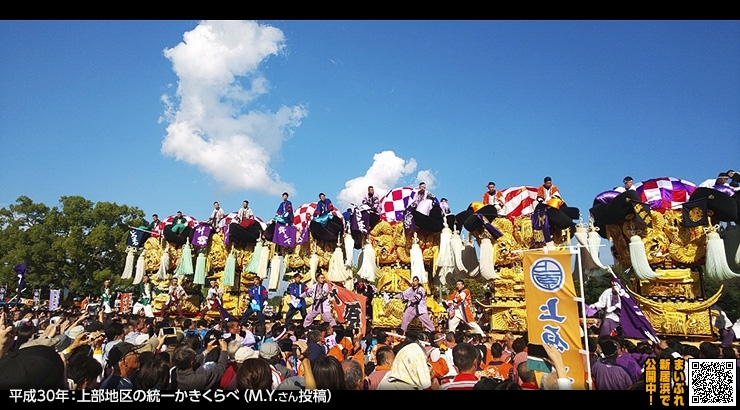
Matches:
[573,244,593,390]
[128,225,157,235]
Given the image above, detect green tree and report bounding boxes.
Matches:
[0,196,146,300]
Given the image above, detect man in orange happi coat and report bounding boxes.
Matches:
[446,280,486,336]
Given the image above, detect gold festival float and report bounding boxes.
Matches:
[121,213,272,318]
[588,177,740,338]
[457,189,581,333]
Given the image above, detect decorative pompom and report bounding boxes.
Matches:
[133,252,146,284]
[705,231,740,281]
[223,251,236,287]
[629,235,657,280]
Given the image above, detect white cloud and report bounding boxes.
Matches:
[336,150,421,209]
[415,170,436,190]
[160,20,307,195]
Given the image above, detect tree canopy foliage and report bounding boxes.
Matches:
[0,196,146,299]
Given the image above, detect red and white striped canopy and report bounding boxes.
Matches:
[498,186,538,218]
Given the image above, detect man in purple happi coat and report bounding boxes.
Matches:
[302,273,337,328]
[396,276,435,334]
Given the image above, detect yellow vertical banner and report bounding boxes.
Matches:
[522,249,586,390]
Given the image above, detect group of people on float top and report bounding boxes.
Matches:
[145,168,740,237]
[698,170,739,190]
[610,170,739,192]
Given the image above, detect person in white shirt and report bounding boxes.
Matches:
[589,278,621,337]
[698,172,730,189]
[161,277,186,319]
[614,176,636,193]
[237,200,255,227]
[200,279,224,319]
[208,201,225,231]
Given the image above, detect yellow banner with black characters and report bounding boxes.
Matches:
[522,249,586,390]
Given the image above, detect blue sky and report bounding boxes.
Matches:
[1,20,738,231]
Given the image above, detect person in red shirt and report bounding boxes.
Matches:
[440,343,480,390]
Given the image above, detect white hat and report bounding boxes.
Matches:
[134,333,150,346]
[235,346,259,363]
[65,325,85,340]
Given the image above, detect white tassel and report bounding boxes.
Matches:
[122,247,135,279]
[436,221,454,270]
[437,267,453,286]
[705,231,740,281]
[344,235,355,268]
[410,234,427,284]
[157,245,170,280]
[257,243,270,280]
[574,226,599,271]
[451,229,466,273]
[461,236,480,277]
[629,235,658,280]
[724,228,740,267]
[587,230,608,269]
[223,251,236,287]
[328,245,348,282]
[268,255,282,290]
[479,237,499,280]
[194,252,207,285]
[357,241,378,282]
[133,252,146,284]
[309,253,319,282]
